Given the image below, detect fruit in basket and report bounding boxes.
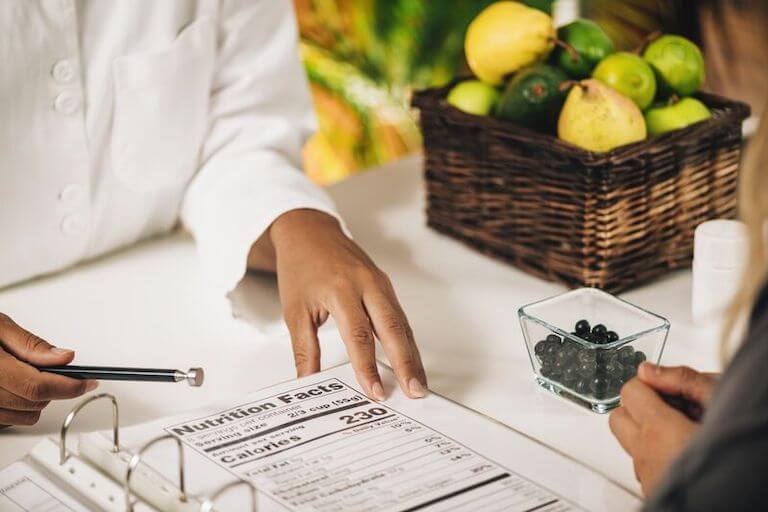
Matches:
[465,1,555,85]
[644,97,712,136]
[495,64,567,131]
[558,80,646,152]
[554,19,614,79]
[446,80,501,116]
[643,35,705,97]
[592,52,656,109]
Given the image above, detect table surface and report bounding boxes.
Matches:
[0,155,721,497]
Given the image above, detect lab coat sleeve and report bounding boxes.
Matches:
[180,0,346,294]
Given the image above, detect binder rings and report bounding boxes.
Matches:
[0,393,257,512]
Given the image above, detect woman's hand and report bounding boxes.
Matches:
[252,209,427,401]
[0,314,97,426]
[609,363,718,495]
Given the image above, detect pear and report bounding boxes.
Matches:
[465,2,555,85]
[558,79,647,152]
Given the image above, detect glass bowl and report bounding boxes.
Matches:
[518,288,670,413]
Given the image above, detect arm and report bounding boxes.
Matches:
[181,1,426,400]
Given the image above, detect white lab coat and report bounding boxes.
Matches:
[0,0,341,293]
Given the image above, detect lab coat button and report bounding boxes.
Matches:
[51,60,76,83]
[61,214,86,236]
[59,184,84,203]
[54,92,80,114]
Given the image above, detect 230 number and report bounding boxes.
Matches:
[339,407,388,425]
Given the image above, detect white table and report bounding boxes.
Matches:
[0,155,721,497]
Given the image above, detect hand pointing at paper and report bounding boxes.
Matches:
[248,209,428,402]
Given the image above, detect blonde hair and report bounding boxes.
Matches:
[722,107,768,359]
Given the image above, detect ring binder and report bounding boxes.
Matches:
[60,393,120,465]
[124,434,187,511]
[199,480,257,512]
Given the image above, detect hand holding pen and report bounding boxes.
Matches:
[0,313,203,428]
[0,313,97,427]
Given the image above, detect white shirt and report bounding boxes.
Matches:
[0,0,340,293]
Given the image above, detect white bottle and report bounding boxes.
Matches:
[691,220,749,324]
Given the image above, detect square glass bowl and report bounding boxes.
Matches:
[519,288,670,413]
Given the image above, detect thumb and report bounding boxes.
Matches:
[638,363,715,405]
[0,314,75,366]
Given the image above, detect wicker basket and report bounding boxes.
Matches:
[413,82,750,293]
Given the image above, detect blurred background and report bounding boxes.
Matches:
[295,0,768,184]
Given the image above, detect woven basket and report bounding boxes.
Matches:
[413,82,750,293]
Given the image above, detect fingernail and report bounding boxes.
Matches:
[408,378,426,399]
[638,362,654,376]
[51,347,74,355]
[370,381,386,402]
[85,381,99,392]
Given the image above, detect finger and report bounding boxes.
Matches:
[363,287,426,399]
[609,406,640,456]
[0,408,41,427]
[0,314,75,366]
[638,363,715,405]
[619,378,669,424]
[329,293,384,401]
[0,388,49,411]
[0,352,97,401]
[284,307,321,377]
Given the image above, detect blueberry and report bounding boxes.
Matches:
[591,332,608,344]
[556,344,579,364]
[561,365,578,384]
[606,331,619,343]
[549,365,564,381]
[605,378,623,397]
[543,341,559,357]
[603,361,625,379]
[617,345,635,364]
[592,324,607,337]
[596,350,618,365]
[590,374,610,398]
[577,361,597,378]
[575,320,590,335]
[546,334,562,344]
[623,364,638,382]
[573,378,591,395]
[577,349,597,365]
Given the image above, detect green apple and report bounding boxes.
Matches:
[446,80,500,116]
[645,97,711,136]
[592,52,656,109]
[554,19,614,79]
[643,35,705,97]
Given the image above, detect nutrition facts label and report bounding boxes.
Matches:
[166,377,576,512]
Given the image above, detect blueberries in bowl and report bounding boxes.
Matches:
[536,320,648,401]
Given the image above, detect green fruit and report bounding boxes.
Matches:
[558,79,647,153]
[592,52,656,109]
[495,64,568,131]
[643,35,705,97]
[554,19,614,79]
[645,97,712,136]
[446,80,500,116]
[521,0,555,14]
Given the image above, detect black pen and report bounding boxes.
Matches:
[36,365,205,387]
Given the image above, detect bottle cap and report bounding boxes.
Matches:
[693,220,749,270]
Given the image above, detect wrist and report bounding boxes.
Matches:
[269,209,343,249]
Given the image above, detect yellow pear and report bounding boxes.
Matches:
[558,79,647,152]
[465,2,555,86]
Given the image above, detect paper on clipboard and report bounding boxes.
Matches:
[98,362,641,511]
